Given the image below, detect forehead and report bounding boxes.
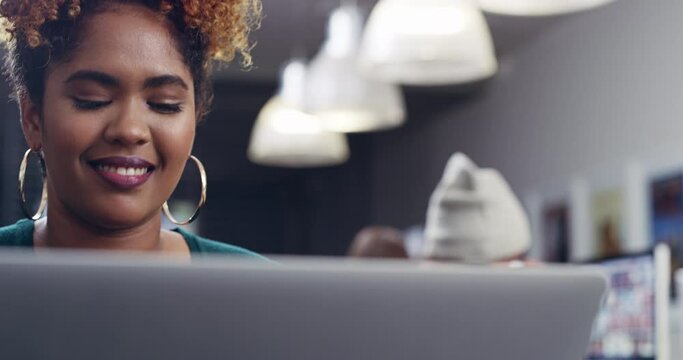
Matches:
[50,3,191,82]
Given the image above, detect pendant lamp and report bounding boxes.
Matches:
[477,0,616,16]
[247,59,349,168]
[358,0,497,86]
[305,4,406,133]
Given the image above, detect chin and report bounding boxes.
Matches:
[82,207,158,231]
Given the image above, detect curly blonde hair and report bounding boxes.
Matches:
[0,0,262,121]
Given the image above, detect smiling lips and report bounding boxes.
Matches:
[89,157,155,189]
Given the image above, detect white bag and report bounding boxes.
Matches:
[422,153,531,263]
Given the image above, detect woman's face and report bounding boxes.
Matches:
[21,4,196,229]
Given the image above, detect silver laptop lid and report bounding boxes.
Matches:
[0,251,606,360]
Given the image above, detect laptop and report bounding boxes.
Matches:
[585,244,671,360]
[0,251,606,360]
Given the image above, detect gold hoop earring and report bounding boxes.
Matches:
[18,149,48,221]
[162,155,207,225]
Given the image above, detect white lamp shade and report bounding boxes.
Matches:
[477,0,616,16]
[247,97,350,168]
[306,55,406,132]
[305,5,406,133]
[358,0,498,86]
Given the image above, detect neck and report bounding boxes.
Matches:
[35,198,164,252]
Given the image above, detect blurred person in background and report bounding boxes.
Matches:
[350,153,532,265]
[348,226,409,259]
[0,0,265,259]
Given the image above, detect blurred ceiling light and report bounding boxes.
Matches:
[248,59,349,168]
[305,4,406,133]
[358,0,497,86]
[477,0,616,16]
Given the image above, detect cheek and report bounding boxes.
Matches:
[154,118,196,168]
[41,100,102,165]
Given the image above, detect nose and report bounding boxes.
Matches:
[103,99,151,146]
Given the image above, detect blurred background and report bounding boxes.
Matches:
[2,0,682,263]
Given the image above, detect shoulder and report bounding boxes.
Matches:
[0,219,34,247]
[194,238,268,260]
[174,228,269,261]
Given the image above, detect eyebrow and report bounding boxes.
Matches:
[65,70,119,87]
[65,70,189,91]
[143,75,189,91]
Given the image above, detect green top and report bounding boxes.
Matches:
[0,219,267,260]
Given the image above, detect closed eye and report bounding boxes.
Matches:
[72,98,112,110]
[148,102,183,114]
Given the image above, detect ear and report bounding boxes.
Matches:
[18,92,43,150]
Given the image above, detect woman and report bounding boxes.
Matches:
[0,0,265,258]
